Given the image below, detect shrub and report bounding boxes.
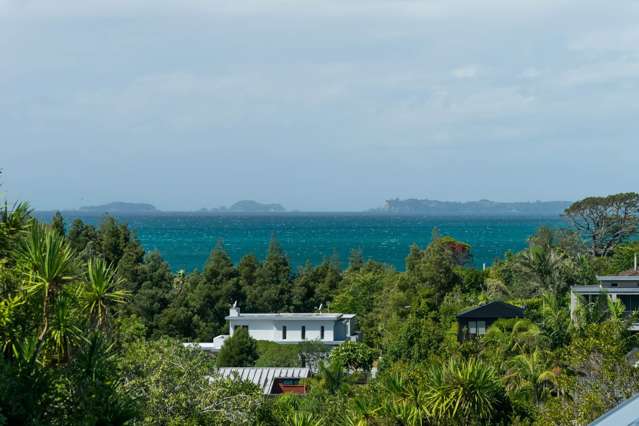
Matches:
[216,327,258,367]
[330,341,378,371]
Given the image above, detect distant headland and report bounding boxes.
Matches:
[55,198,571,216]
[375,198,572,216]
[204,200,286,213]
[68,200,287,214]
[78,202,159,214]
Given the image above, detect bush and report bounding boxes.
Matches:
[424,358,512,425]
[119,337,263,425]
[255,341,301,367]
[255,340,330,368]
[330,341,378,371]
[216,328,258,367]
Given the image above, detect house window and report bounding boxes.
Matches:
[619,295,639,314]
[477,321,486,335]
[467,320,487,336]
[320,326,325,340]
[301,326,306,340]
[282,326,287,340]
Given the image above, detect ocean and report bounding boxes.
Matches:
[35,213,566,272]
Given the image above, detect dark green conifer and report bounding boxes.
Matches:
[216,327,258,367]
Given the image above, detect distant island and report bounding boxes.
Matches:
[78,202,159,214]
[376,198,572,216]
[206,200,286,213]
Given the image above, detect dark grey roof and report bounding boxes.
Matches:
[457,301,524,319]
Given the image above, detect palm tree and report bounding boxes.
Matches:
[286,412,324,426]
[0,201,31,261]
[540,291,571,348]
[518,244,567,295]
[424,358,509,425]
[15,223,77,344]
[316,359,349,395]
[49,292,82,363]
[343,394,380,426]
[504,349,558,405]
[483,318,544,358]
[82,258,129,330]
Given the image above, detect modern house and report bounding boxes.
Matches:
[456,301,525,341]
[187,306,359,353]
[570,267,639,330]
[213,367,310,395]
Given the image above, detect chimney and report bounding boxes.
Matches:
[229,304,240,317]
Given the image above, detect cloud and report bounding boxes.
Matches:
[559,59,639,87]
[2,0,639,209]
[520,68,541,80]
[0,0,591,21]
[452,66,478,79]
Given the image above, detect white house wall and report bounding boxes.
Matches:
[229,318,337,342]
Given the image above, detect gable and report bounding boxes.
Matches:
[457,301,524,319]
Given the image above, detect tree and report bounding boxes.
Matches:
[329,341,377,371]
[15,223,77,346]
[607,241,639,274]
[540,291,571,349]
[174,241,243,340]
[126,252,174,336]
[246,236,291,312]
[408,237,463,302]
[0,202,31,261]
[216,327,258,367]
[1,216,133,425]
[119,337,262,425]
[564,192,639,257]
[517,245,567,295]
[384,315,444,364]
[203,240,237,284]
[66,219,98,256]
[82,258,129,330]
[315,359,350,395]
[504,349,558,405]
[348,249,364,271]
[424,358,511,425]
[50,212,65,236]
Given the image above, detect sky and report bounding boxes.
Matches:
[1,0,639,211]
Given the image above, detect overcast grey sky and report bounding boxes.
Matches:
[2,0,639,211]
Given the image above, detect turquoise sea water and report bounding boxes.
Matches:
[35,213,566,272]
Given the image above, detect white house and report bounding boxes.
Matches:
[187,306,359,353]
[570,264,639,330]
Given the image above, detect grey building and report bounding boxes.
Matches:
[570,268,639,330]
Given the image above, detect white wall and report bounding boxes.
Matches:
[228,318,337,342]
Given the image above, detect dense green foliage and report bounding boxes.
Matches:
[2,192,639,425]
[216,327,259,367]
